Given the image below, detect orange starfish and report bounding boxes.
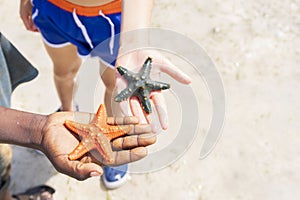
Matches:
[64,104,131,164]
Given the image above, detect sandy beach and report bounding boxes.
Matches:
[0,0,299,199]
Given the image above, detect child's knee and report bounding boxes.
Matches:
[100,67,116,92]
[53,60,81,81]
[102,76,116,92]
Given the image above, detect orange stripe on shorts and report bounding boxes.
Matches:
[47,0,122,16]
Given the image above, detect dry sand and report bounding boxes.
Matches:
[0,0,299,199]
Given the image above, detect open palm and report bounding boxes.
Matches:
[115,50,192,132]
[39,111,155,180]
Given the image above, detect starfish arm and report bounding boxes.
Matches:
[140,98,152,114]
[94,134,114,164]
[135,89,152,113]
[140,57,152,78]
[117,66,137,82]
[147,80,170,91]
[68,141,89,161]
[93,104,107,127]
[64,120,91,137]
[102,124,131,140]
[114,86,136,102]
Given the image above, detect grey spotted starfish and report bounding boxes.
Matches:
[114,57,170,113]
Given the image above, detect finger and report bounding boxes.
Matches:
[130,98,148,124]
[62,112,95,124]
[130,97,161,133]
[20,12,36,32]
[151,92,168,130]
[126,124,152,135]
[145,112,161,133]
[59,159,103,181]
[115,76,133,116]
[65,112,139,126]
[112,147,148,165]
[115,124,152,135]
[29,20,39,32]
[107,116,139,125]
[119,100,133,116]
[20,15,31,30]
[26,16,38,32]
[157,58,192,84]
[61,112,151,134]
[112,133,156,150]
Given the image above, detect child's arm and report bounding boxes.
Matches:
[19,0,38,32]
[117,0,192,132]
[121,0,154,32]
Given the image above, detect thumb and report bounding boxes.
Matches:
[68,162,103,181]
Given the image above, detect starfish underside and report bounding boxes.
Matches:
[114,57,170,113]
[64,104,131,164]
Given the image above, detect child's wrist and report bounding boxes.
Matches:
[119,29,150,53]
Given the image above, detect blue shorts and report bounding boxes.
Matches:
[32,0,122,67]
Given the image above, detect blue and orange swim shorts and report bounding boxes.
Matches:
[32,0,122,66]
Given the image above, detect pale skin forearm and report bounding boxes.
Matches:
[0,106,45,149]
[121,0,154,31]
[120,0,154,45]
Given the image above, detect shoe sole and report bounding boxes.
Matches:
[101,172,129,190]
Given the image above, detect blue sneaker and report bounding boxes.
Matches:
[102,164,129,189]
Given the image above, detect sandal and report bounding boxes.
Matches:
[12,185,55,200]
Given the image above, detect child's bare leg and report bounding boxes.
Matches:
[44,44,82,111]
[99,62,117,116]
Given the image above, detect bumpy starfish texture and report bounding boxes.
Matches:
[115,57,170,113]
[64,104,131,164]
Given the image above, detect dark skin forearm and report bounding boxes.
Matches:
[0,106,156,180]
[0,106,45,149]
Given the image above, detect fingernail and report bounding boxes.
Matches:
[151,123,161,133]
[162,119,168,130]
[90,171,102,177]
